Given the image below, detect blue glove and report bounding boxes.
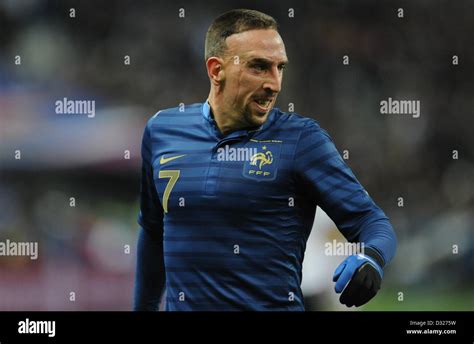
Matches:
[333,251,384,307]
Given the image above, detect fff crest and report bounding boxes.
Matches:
[242,140,282,181]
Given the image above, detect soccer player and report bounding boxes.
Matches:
[134,9,397,311]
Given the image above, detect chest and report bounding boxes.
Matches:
[151,136,297,214]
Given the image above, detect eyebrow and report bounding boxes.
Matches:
[247,57,289,66]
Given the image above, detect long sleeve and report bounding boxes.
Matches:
[133,122,166,310]
[294,120,397,266]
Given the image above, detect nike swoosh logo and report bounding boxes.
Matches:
[160,154,187,164]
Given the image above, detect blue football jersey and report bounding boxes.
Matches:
[137,101,395,311]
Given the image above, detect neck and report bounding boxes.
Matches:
[207,92,241,136]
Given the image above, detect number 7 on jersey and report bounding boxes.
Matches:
[159,170,180,213]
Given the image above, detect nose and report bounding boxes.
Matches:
[262,66,282,94]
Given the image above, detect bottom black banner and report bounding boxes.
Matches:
[0,311,472,343]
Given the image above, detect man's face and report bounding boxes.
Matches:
[220,29,288,129]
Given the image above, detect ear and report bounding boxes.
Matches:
[206,57,225,86]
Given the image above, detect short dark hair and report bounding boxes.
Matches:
[205,9,278,60]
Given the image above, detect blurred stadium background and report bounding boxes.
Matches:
[0,0,473,310]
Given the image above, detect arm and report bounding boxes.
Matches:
[134,227,166,311]
[294,120,397,306]
[133,121,166,311]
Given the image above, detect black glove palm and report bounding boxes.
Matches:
[333,251,384,307]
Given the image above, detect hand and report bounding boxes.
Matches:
[332,253,383,307]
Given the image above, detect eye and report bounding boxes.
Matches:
[278,64,286,71]
[252,64,266,72]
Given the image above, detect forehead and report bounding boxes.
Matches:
[225,29,287,62]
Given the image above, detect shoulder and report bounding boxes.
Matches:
[146,102,204,129]
[271,107,325,135]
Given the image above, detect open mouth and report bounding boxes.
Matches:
[253,98,273,112]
